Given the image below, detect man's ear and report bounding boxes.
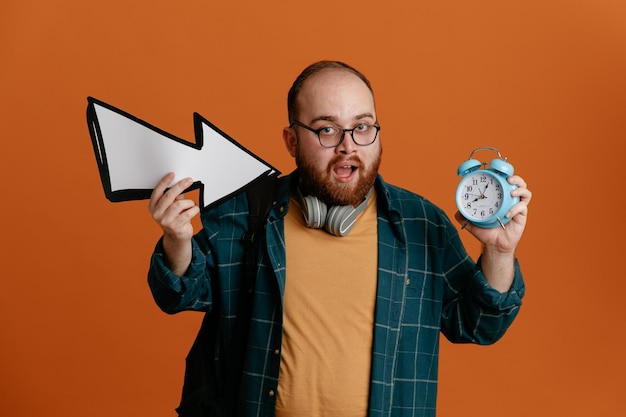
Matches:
[282,126,297,157]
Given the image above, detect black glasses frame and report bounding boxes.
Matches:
[289,120,380,148]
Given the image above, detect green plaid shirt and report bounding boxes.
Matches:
[149,171,524,417]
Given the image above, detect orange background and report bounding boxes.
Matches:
[2,1,625,416]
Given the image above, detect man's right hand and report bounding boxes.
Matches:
[149,172,200,275]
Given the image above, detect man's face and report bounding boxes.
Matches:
[283,69,382,207]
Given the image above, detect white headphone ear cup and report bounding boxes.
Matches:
[301,194,327,229]
[325,205,357,236]
[325,191,372,236]
[297,187,372,236]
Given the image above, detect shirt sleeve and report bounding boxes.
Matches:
[440,226,525,345]
[147,237,214,314]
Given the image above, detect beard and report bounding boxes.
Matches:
[296,147,382,207]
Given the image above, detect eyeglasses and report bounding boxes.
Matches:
[289,120,381,148]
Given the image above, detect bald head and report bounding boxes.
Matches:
[287,61,374,122]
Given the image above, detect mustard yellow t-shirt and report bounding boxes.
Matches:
[276,193,378,417]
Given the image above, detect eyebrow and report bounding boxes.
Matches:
[310,113,375,124]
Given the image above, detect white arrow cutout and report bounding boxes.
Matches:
[87,97,279,209]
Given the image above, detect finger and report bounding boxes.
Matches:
[159,198,199,235]
[166,176,194,196]
[149,172,176,212]
[175,202,200,225]
[506,196,530,219]
[512,187,532,205]
[508,175,527,188]
[152,177,194,217]
[507,175,532,204]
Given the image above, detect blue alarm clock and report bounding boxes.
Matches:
[455,147,520,229]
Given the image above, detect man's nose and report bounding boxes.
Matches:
[335,130,356,153]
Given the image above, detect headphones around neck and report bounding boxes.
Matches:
[296,188,373,236]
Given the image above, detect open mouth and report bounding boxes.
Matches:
[334,162,358,181]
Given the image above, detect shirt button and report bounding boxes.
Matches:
[405,278,411,285]
[274,349,280,355]
[268,390,275,397]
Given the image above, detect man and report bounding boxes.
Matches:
[148,61,532,417]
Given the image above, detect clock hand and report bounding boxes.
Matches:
[481,183,489,199]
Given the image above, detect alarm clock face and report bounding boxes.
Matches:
[457,171,504,222]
